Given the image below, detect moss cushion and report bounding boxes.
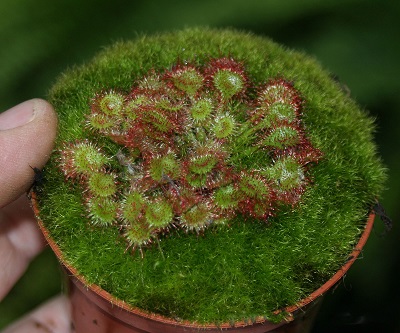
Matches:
[36,28,386,324]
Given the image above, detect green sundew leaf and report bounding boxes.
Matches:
[213,70,244,100]
[258,102,298,128]
[181,203,212,231]
[269,102,297,122]
[185,171,208,188]
[98,92,124,116]
[213,114,236,139]
[172,68,204,96]
[122,191,146,222]
[145,199,173,228]
[123,95,150,121]
[214,185,239,209]
[149,154,180,182]
[87,113,115,130]
[144,110,172,133]
[267,157,304,190]
[72,142,108,174]
[87,196,118,226]
[261,126,300,149]
[188,154,218,175]
[190,98,213,121]
[87,172,117,197]
[124,218,154,248]
[238,173,270,199]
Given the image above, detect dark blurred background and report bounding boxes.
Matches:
[0,0,399,332]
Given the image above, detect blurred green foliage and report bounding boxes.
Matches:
[0,0,399,332]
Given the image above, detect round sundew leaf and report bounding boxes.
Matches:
[72,142,108,175]
[258,81,296,107]
[145,199,173,228]
[172,68,204,96]
[123,96,149,121]
[122,191,146,222]
[87,172,117,197]
[255,102,298,129]
[188,154,218,175]
[214,185,239,209]
[213,69,245,100]
[261,126,301,149]
[143,109,172,133]
[213,114,236,139]
[87,113,116,131]
[137,73,165,91]
[124,217,154,248]
[149,157,165,182]
[251,199,272,218]
[185,171,207,188]
[98,92,125,116]
[181,202,212,231]
[268,157,305,191]
[268,102,297,122]
[238,173,270,200]
[155,96,182,112]
[190,98,213,121]
[87,196,118,226]
[149,154,180,182]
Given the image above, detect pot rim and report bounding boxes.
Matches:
[31,193,375,329]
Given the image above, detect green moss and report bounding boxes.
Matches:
[37,28,386,325]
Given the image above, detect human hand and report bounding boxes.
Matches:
[0,100,71,333]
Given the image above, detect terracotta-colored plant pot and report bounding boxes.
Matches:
[33,195,374,333]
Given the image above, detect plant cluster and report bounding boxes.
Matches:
[58,57,321,254]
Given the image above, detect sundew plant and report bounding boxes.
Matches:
[58,57,322,255]
[36,28,386,324]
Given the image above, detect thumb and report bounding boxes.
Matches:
[0,99,58,207]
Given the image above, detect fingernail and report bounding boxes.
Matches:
[0,100,36,130]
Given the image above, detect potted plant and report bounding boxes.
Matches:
[31,28,386,333]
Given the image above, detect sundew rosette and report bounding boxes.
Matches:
[58,56,322,254]
[37,28,386,324]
